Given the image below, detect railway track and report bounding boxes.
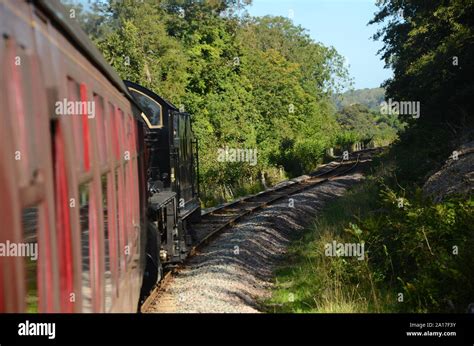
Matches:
[188,156,360,255]
[140,148,380,312]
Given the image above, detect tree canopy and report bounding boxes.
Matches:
[370,0,474,126]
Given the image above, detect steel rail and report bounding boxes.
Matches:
[188,154,361,256]
[141,148,378,312]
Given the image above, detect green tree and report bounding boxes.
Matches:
[370,0,474,126]
[64,0,353,202]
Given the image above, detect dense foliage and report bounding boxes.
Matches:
[62,0,403,205]
[336,104,404,147]
[334,87,385,111]
[370,0,474,186]
[266,175,474,313]
[371,0,474,126]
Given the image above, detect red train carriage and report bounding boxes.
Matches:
[0,0,148,312]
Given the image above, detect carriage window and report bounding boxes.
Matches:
[79,183,92,312]
[101,174,113,311]
[115,169,125,277]
[22,207,39,312]
[67,78,84,171]
[94,94,107,164]
[109,103,118,160]
[128,88,162,128]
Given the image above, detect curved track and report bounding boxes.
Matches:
[140,149,382,312]
[188,155,360,256]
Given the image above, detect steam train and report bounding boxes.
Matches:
[0,0,200,312]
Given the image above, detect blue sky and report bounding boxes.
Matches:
[247,0,393,90]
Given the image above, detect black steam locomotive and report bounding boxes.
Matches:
[124,81,201,294]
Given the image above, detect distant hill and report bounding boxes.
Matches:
[334,87,385,112]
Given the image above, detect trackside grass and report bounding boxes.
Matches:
[263,164,474,313]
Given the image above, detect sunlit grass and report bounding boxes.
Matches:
[263,161,474,313]
[262,179,394,313]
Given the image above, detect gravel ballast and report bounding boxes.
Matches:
[147,172,365,313]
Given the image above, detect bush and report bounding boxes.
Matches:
[356,187,474,312]
[265,172,474,313]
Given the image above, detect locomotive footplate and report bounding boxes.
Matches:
[148,191,187,263]
[149,191,176,211]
